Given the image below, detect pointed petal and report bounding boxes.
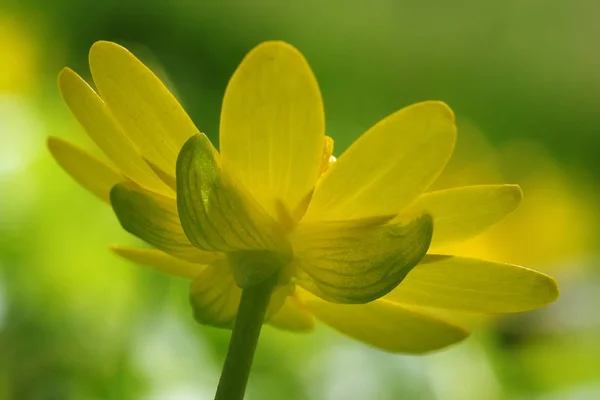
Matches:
[304,101,456,222]
[268,295,314,332]
[388,255,559,312]
[58,67,171,196]
[111,245,212,279]
[47,137,122,202]
[304,296,468,354]
[190,259,291,328]
[89,41,198,174]
[399,185,522,250]
[144,158,177,192]
[177,134,291,287]
[292,214,433,303]
[220,41,325,219]
[110,182,216,263]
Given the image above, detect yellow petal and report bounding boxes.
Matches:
[57,67,171,196]
[268,295,315,332]
[111,245,211,279]
[304,101,456,222]
[89,41,198,175]
[110,182,215,263]
[177,134,291,287]
[292,214,433,303]
[220,41,325,220]
[388,255,559,312]
[304,296,468,354]
[190,260,241,328]
[399,185,522,250]
[190,259,291,329]
[47,136,122,202]
[144,158,177,191]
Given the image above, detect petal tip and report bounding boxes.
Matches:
[415,100,455,123]
[89,40,128,68]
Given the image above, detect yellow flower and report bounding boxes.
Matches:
[49,41,558,354]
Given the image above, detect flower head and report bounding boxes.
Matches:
[49,41,558,354]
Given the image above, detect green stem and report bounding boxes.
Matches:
[214,274,277,400]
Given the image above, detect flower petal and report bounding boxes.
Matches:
[89,41,198,175]
[387,255,559,312]
[57,67,171,196]
[47,137,122,202]
[398,185,522,250]
[292,214,433,303]
[111,245,212,279]
[268,295,315,332]
[304,296,468,354]
[110,182,215,263]
[177,134,291,287]
[304,101,456,222]
[190,259,291,328]
[220,41,325,220]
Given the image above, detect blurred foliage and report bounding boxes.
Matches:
[1,1,599,399]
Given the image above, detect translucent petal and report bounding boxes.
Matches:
[398,185,522,250]
[190,259,291,329]
[220,41,325,219]
[190,260,241,328]
[144,158,177,191]
[268,295,314,332]
[177,134,291,287]
[304,101,456,222]
[57,68,171,196]
[292,214,433,303]
[89,41,198,175]
[47,137,122,202]
[304,296,469,354]
[110,182,216,263]
[111,245,213,279]
[387,255,559,312]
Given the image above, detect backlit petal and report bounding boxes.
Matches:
[268,295,315,332]
[304,101,456,222]
[292,214,433,303]
[111,245,212,279]
[220,41,325,220]
[398,185,522,250]
[177,134,291,287]
[110,182,215,263]
[190,259,291,329]
[58,67,171,196]
[387,255,559,312]
[47,137,122,202]
[304,296,468,354]
[89,41,198,175]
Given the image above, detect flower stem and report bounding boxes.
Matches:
[214,274,278,400]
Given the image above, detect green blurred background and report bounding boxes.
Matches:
[1,1,599,399]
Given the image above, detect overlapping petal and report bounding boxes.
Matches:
[388,255,559,312]
[267,296,315,332]
[48,137,122,202]
[110,182,215,263]
[89,41,198,175]
[111,245,210,279]
[58,68,171,196]
[190,259,291,328]
[304,101,456,222]
[220,41,325,221]
[398,185,522,249]
[177,134,292,286]
[303,295,468,354]
[291,215,433,303]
